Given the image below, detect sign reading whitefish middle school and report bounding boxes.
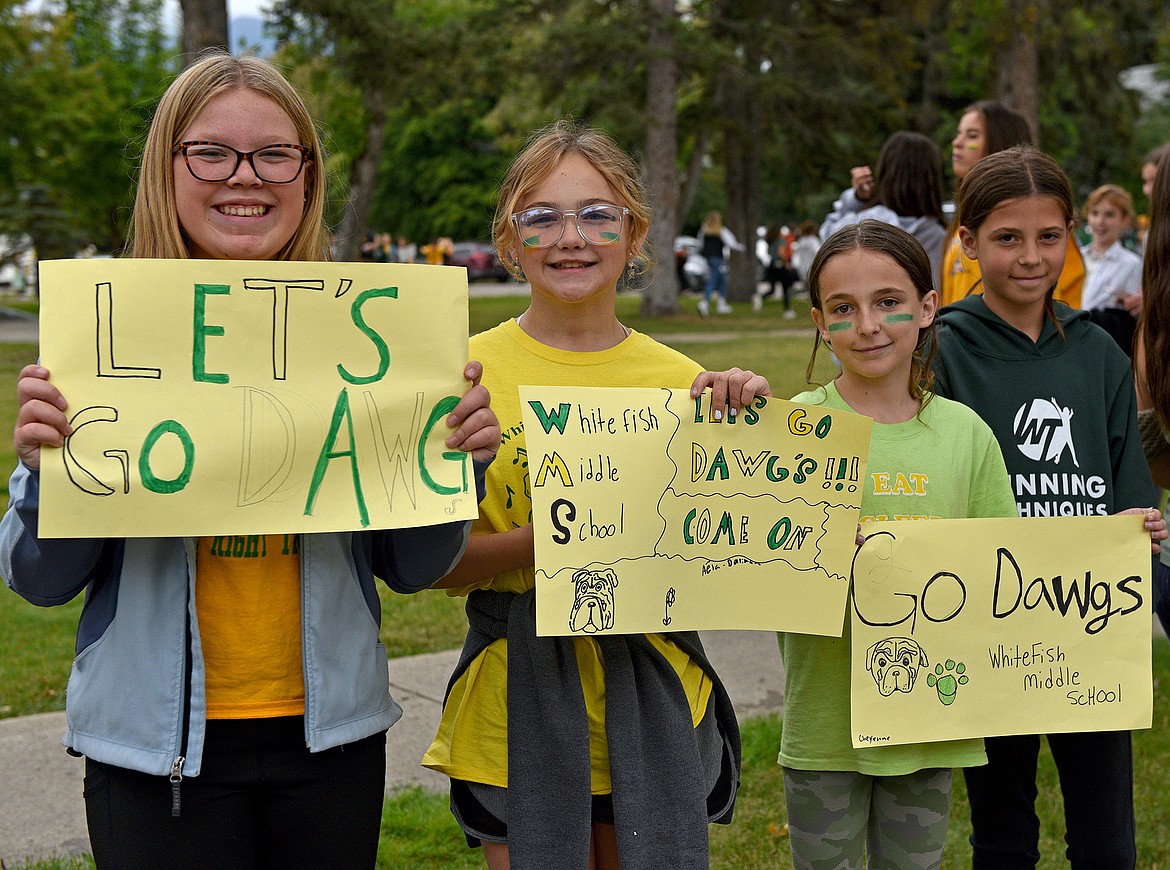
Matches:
[519,386,873,635]
[850,516,1152,746]
[37,259,476,537]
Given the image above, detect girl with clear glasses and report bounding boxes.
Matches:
[423,119,768,870]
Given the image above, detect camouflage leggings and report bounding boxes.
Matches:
[783,767,952,870]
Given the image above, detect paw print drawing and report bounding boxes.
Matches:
[926,659,968,706]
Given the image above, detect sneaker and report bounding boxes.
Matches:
[716,299,732,315]
[783,308,797,320]
[697,298,709,317]
[751,293,763,313]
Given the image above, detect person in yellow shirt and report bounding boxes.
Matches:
[941,100,1083,308]
[423,119,769,870]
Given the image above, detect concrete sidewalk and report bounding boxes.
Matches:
[0,630,785,865]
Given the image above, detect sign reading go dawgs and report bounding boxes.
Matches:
[519,385,873,636]
[849,516,1152,744]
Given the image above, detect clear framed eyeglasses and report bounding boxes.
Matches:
[511,204,629,248]
[174,141,312,184]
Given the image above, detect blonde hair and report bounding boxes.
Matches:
[700,211,723,236]
[127,51,328,261]
[1083,184,1134,222]
[492,119,651,281]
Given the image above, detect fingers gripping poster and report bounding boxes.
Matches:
[519,386,873,635]
[37,259,476,537]
[850,516,1152,746]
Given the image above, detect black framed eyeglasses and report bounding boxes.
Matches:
[174,141,312,184]
[511,204,629,248]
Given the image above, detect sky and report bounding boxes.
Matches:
[228,0,269,19]
[165,0,271,25]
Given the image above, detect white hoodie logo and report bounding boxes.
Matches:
[1013,398,1080,467]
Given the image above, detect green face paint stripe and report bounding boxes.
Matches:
[523,235,541,247]
[827,322,852,333]
[885,313,915,323]
[600,231,620,241]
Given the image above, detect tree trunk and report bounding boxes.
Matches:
[678,128,709,230]
[721,63,763,303]
[996,0,1040,145]
[179,0,229,66]
[915,0,952,134]
[333,84,388,262]
[640,0,681,317]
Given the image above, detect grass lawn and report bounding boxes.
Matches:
[12,643,1170,869]
[4,293,1169,868]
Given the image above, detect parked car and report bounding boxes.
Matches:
[449,241,509,282]
[674,235,708,293]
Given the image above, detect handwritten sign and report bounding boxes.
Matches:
[37,259,476,537]
[519,386,873,635]
[850,516,1152,747]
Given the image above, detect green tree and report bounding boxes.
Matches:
[272,0,519,259]
[0,0,175,260]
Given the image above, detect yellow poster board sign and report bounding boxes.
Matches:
[37,259,476,537]
[850,516,1152,747]
[519,386,872,635]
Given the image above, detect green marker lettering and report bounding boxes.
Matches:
[527,401,572,435]
[139,420,196,494]
[419,396,467,495]
[338,286,396,385]
[193,283,230,384]
[305,389,369,526]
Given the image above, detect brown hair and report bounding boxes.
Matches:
[127,51,328,261]
[492,119,651,281]
[875,131,944,224]
[956,145,1074,331]
[1141,149,1170,429]
[804,220,937,405]
[1083,184,1134,222]
[963,100,1034,155]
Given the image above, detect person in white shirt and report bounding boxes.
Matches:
[1081,183,1143,355]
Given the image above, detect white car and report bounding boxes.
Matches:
[673,235,709,292]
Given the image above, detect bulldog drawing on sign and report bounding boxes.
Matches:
[865,636,928,697]
[568,568,619,634]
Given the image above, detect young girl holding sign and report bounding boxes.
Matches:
[780,220,1018,869]
[1,54,499,870]
[934,144,1165,869]
[422,119,768,870]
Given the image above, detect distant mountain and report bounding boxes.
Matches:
[230,15,276,56]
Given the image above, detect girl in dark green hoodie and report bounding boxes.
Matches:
[935,145,1166,870]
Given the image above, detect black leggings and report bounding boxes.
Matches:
[964,730,1134,869]
[84,717,386,870]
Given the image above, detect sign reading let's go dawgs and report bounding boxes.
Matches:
[519,385,873,636]
[36,259,475,537]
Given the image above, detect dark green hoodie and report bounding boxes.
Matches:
[934,295,1155,517]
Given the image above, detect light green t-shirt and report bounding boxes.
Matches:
[780,382,1017,775]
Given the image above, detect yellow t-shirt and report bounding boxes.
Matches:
[422,320,712,792]
[940,231,1084,309]
[196,534,304,719]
